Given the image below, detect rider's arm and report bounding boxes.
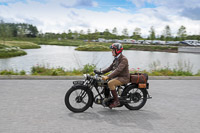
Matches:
[107,58,128,79]
[102,63,113,74]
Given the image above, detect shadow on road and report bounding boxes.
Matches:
[67,108,164,131]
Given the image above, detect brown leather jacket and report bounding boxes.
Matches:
[102,54,130,84]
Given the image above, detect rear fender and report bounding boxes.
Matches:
[121,84,151,99]
[121,84,137,96]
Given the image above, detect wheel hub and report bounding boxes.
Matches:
[75,96,83,103]
[130,92,142,102]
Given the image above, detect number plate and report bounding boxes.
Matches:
[73,81,84,85]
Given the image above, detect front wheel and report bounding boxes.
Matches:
[123,86,147,110]
[65,86,93,113]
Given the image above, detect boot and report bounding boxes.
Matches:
[109,90,120,108]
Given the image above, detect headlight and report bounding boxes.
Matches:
[83,74,91,80]
[83,74,87,78]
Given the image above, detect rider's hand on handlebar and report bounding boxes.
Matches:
[102,76,109,81]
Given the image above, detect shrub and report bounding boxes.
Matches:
[30,64,96,76]
[82,64,96,74]
[0,70,18,75]
[195,70,200,76]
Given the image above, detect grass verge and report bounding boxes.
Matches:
[1,64,200,76]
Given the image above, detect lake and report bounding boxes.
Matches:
[0,45,200,74]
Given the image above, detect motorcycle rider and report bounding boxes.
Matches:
[101,43,130,108]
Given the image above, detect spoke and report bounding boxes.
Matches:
[81,92,87,98]
[68,88,90,110]
[134,89,139,93]
[139,91,143,95]
[75,90,79,96]
[81,100,87,105]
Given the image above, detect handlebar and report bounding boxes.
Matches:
[94,70,103,75]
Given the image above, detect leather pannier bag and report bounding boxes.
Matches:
[130,73,148,88]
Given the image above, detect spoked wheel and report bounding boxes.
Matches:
[65,86,93,113]
[123,86,147,110]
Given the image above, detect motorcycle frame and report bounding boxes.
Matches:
[73,74,151,108]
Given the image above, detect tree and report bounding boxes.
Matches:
[27,24,38,37]
[163,25,172,42]
[112,27,118,35]
[93,29,99,40]
[87,29,92,40]
[159,35,165,41]
[17,24,27,38]
[67,29,73,39]
[103,29,111,39]
[149,26,156,42]
[78,30,86,40]
[122,28,129,38]
[0,20,12,44]
[61,32,67,39]
[177,25,187,41]
[73,30,79,39]
[132,27,141,41]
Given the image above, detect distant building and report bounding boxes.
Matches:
[98,38,106,42]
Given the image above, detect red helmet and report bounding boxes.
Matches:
[110,43,123,55]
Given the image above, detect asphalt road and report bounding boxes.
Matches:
[0,80,200,133]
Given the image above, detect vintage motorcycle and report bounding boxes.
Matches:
[64,70,152,113]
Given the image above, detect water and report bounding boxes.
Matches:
[0,45,200,74]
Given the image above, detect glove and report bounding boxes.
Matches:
[102,76,109,81]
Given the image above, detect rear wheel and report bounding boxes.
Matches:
[123,86,147,110]
[65,86,93,113]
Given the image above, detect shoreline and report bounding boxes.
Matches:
[0,75,200,80]
[127,48,177,53]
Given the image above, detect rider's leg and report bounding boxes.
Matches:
[108,79,123,108]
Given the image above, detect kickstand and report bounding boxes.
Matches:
[147,93,152,99]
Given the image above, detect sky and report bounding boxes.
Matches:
[0,0,200,37]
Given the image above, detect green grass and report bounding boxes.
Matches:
[195,70,200,76]
[35,39,85,46]
[0,69,26,75]
[30,64,96,76]
[1,63,199,76]
[1,40,41,49]
[123,44,178,52]
[130,68,194,76]
[75,44,110,51]
[148,69,193,76]
[0,44,27,58]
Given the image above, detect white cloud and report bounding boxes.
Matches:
[127,0,153,7]
[0,0,200,36]
[128,0,200,20]
[115,7,128,12]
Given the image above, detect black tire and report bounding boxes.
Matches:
[123,85,147,110]
[65,86,93,113]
